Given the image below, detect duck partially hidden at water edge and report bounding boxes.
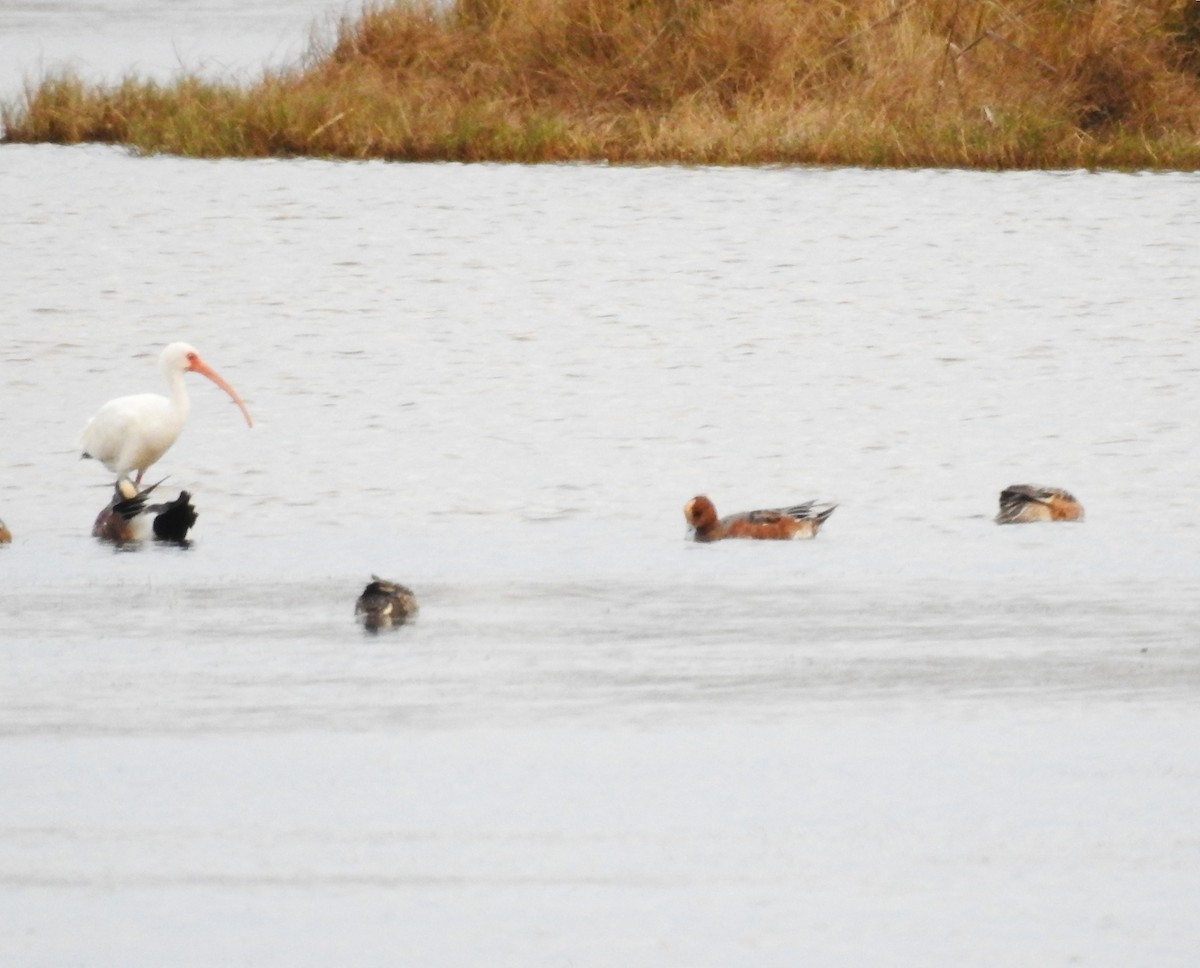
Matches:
[356,576,419,632]
[0,518,11,544]
[995,484,1084,524]
[684,494,837,542]
[93,478,198,546]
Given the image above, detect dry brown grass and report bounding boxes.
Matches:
[5,0,1200,167]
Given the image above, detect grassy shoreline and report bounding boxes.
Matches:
[5,0,1200,169]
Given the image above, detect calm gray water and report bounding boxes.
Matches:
[3,2,1200,964]
[0,0,345,97]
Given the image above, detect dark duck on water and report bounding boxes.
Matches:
[355,576,419,632]
[93,478,198,546]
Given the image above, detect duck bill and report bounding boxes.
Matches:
[189,356,254,428]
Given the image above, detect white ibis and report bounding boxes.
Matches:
[355,576,419,632]
[93,478,198,546]
[80,342,253,484]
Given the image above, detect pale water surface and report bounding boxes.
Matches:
[0,0,346,98]
[2,4,1200,964]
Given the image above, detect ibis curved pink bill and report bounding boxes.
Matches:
[80,342,253,484]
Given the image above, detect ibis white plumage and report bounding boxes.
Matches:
[80,342,253,483]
